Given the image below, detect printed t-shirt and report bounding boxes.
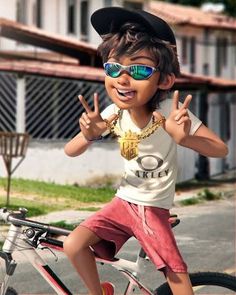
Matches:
[101,99,202,209]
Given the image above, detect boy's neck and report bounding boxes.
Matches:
[128,108,153,129]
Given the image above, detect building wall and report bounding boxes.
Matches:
[0,141,123,185]
[0,1,235,184]
[0,69,234,185]
[0,141,200,185]
[1,1,235,80]
[176,25,236,79]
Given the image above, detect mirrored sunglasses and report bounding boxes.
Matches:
[103,62,158,80]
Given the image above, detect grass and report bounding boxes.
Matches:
[179,188,222,206]
[0,177,115,217]
[49,220,77,231]
[0,176,234,218]
[0,178,115,203]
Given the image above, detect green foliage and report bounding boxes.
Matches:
[179,197,200,206]
[0,177,115,217]
[179,188,221,206]
[0,197,60,217]
[0,177,115,204]
[197,188,221,201]
[160,0,236,17]
[49,221,77,231]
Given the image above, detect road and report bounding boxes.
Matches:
[1,198,235,294]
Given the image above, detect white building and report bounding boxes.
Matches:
[0,0,235,185]
[0,0,147,50]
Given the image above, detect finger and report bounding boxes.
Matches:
[93,93,99,113]
[79,117,88,128]
[171,90,179,111]
[176,116,190,125]
[79,116,90,129]
[81,112,91,124]
[107,113,119,123]
[153,111,165,126]
[181,94,192,110]
[175,108,188,121]
[78,95,91,113]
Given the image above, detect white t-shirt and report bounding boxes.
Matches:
[101,99,202,209]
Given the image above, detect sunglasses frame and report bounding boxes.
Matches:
[103,62,158,80]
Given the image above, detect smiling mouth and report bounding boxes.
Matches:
[116,89,136,99]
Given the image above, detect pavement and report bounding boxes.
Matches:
[33,169,235,226]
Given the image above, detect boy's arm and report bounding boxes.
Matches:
[179,124,228,158]
[153,91,228,158]
[64,93,117,157]
[64,132,92,157]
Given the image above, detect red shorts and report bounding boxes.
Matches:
[80,196,187,273]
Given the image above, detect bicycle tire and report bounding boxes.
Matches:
[0,285,18,295]
[155,272,236,294]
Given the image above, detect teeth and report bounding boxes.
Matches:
[117,89,133,94]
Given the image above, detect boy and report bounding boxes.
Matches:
[64,7,228,295]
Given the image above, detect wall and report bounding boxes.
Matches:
[0,141,199,185]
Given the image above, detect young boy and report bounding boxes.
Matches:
[63,7,228,295]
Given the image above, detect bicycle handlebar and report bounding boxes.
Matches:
[0,207,71,236]
[0,206,180,237]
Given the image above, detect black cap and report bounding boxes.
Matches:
[91,7,176,46]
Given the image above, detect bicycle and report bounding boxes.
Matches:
[0,207,235,295]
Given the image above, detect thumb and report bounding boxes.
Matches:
[107,113,119,123]
[153,111,166,128]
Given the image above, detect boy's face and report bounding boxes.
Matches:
[104,48,160,111]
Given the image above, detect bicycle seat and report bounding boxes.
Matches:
[169,214,180,228]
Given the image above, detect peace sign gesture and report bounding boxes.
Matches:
[153,90,192,144]
[78,93,117,141]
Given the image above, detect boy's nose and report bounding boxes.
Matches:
[117,72,131,85]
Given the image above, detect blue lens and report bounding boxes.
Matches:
[104,63,156,80]
[104,63,121,78]
[130,65,154,80]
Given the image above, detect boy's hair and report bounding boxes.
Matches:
[98,22,180,111]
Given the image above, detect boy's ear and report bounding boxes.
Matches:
[158,74,175,90]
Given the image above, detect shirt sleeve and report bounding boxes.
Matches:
[100,104,118,136]
[188,108,202,135]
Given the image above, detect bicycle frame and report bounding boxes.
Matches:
[0,208,160,295]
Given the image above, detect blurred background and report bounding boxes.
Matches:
[0,0,235,186]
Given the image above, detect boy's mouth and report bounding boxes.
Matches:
[116,88,136,99]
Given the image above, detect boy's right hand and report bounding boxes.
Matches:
[78,93,117,141]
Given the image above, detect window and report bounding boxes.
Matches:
[67,0,76,34]
[216,37,228,76]
[124,1,143,10]
[189,36,196,73]
[80,1,89,41]
[33,0,42,28]
[16,0,27,24]
[104,0,112,6]
[181,36,188,65]
[235,45,236,65]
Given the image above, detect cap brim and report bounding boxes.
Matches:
[91,7,176,45]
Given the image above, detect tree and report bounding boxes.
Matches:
[160,0,236,17]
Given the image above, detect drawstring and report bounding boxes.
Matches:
[138,205,154,236]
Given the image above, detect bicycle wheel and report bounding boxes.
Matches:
[155,272,236,294]
[0,256,18,295]
[0,285,18,295]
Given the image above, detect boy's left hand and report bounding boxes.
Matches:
[153,90,192,144]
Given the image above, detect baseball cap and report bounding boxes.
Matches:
[91,6,176,46]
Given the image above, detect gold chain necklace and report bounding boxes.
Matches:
[105,110,165,161]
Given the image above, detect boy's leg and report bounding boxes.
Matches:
[165,270,194,295]
[63,225,103,295]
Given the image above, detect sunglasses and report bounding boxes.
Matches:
[103,62,158,80]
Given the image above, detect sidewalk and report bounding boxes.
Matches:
[34,170,235,226]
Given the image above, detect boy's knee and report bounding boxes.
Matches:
[63,235,75,256]
[63,233,83,258]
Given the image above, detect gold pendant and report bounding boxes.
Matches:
[118,130,140,160]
